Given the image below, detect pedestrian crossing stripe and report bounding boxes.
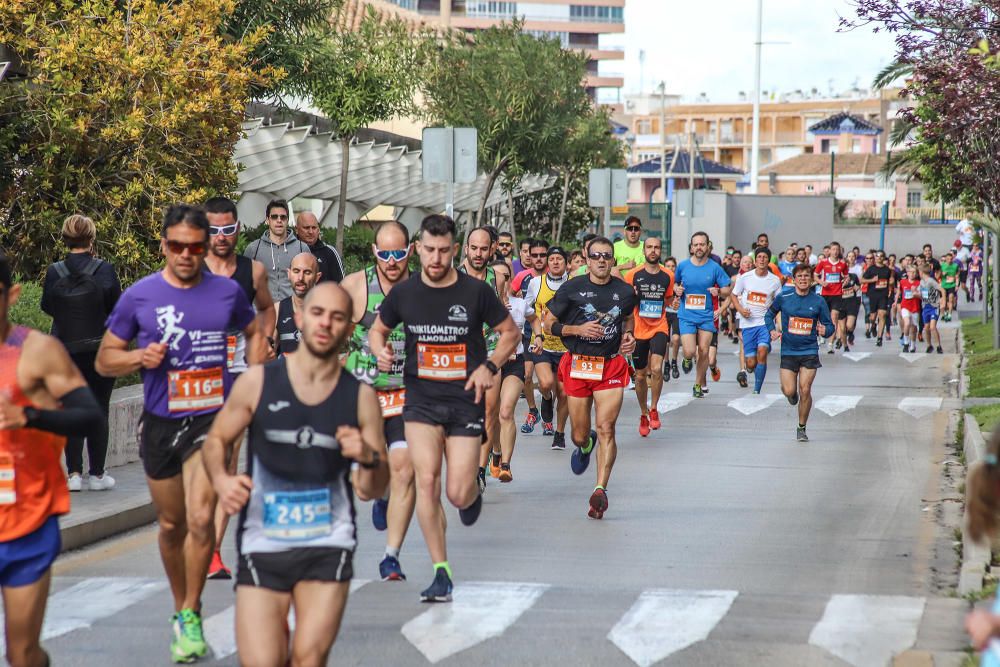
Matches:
[897,396,943,418]
[727,393,782,415]
[814,395,864,417]
[809,595,924,667]
[842,352,870,362]
[899,352,927,363]
[656,392,696,414]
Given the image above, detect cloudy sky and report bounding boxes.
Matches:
[605,0,900,102]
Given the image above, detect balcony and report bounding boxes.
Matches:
[585,73,624,88]
[572,44,625,60]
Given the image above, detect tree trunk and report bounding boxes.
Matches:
[506,188,515,237]
[555,169,572,243]
[476,156,511,227]
[336,135,351,255]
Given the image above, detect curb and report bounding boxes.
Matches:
[59,495,156,553]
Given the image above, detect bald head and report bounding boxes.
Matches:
[304,281,351,312]
[376,220,409,247]
[288,252,320,298]
[296,211,321,245]
[467,228,491,248]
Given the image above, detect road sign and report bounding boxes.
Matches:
[835,187,895,202]
[589,168,628,236]
[423,127,478,218]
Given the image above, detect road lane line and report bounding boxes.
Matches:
[608,589,738,667]
[815,395,864,417]
[899,353,927,363]
[808,594,925,667]
[842,352,870,362]
[401,581,548,663]
[897,397,943,418]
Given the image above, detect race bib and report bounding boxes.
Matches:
[825,273,841,284]
[685,294,707,311]
[263,489,332,541]
[787,316,814,336]
[0,454,15,505]
[226,335,237,368]
[569,354,604,381]
[638,299,663,319]
[377,388,405,418]
[417,343,467,380]
[746,292,768,307]
[876,279,888,289]
[920,287,930,300]
[167,367,224,412]
[903,289,913,299]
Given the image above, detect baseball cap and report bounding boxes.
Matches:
[547,246,567,260]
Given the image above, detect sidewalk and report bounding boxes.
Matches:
[59,461,155,552]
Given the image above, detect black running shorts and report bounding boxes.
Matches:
[631,332,668,370]
[237,547,354,592]
[780,354,822,373]
[139,411,216,480]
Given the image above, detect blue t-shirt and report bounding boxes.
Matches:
[105,271,256,418]
[778,259,797,278]
[764,291,833,356]
[675,258,731,322]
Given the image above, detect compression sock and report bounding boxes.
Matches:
[386,546,400,559]
[433,561,453,579]
[753,363,767,393]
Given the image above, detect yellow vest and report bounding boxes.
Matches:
[534,274,568,353]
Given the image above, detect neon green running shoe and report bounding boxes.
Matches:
[170,609,207,663]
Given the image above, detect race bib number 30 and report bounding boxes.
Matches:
[685,294,707,311]
[263,489,332,541]
[0,454,15,505]
[787,317,814,336]
[569,354,605,381]
[377,388,405,417]
[167,367,224,412]
[417,343,467,380]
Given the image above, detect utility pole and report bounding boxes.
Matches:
[749,0,763,193]
[659,81,667,222]
[687,131,696,243]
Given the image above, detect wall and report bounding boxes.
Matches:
[832,224,962,256]
[727,194,835,252]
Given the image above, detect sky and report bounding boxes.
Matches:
[605,0,900,102]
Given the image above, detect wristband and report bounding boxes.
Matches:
[360,449,381,470]
[551,322,564,337]
[484,360,500,375]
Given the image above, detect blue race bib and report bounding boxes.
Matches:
[639,299,663,319]
[263,489,332,541]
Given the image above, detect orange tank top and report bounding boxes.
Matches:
[0,326,70,541]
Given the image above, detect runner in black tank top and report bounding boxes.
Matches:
[275,253,320,356]
[203,282,387,667]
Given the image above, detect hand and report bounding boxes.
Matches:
[708,286,720,297]
[713,308,725,320]
[670,296,681,309]
[529,336,543,354]
[0,393,27,430]
[736,306,751,320]
[965,609,998,650]
[265,344,277,361]
[816,322,827,336]
[770,330,781,341]
[376,345,395,373]
[577,321,606,340]
[464,364,496,404]
[336,425,371,463]
[141,342,167,369]
[673,283,685,296]
[620,332,636,355]
[214,473,253,516]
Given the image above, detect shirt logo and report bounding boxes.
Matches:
[613,293,620,301]
[448,305,468,322]
[281,317,293,324]
[156,305,187,350]
[268,401,290,412]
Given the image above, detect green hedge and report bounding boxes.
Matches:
[9,279,52,333]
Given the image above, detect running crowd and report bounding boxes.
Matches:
[0,204,984,666]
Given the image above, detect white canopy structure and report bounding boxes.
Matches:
[233,118,555,230]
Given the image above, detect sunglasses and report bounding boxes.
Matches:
[588,251,614,260]
[208,224,239,237]
[269,214,289,220]
[165,240,206,255]
[529,252,547,258]
[375,248,409,262]
[625,226,641,232]
[498,242,512,248]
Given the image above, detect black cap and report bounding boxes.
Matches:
[547,246,567,260]
[0,253,10,289]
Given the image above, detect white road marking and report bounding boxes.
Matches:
[842,352,870,362]
[899,353,927,363]
[808,594,925,667]
[608,589,739,667]
[401,582,548,664]
[898,397,944,418]
[657,392,696,413]
[727,393,782,415]
[814,395,864,417]
[204,579,371,659]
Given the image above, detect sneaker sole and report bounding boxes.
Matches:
[588,493,608,519]
[382,573,406,582]
[498,472,513,483]
[420,594,453,603]
[206,570,231,581]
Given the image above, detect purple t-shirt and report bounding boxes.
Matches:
[106,271,255,418]
[512,259,525,276]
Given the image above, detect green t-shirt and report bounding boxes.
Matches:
[941,262,959,289]
[614,239,645,268]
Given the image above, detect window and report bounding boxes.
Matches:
[906,191,922,208]
[851,138,862,153]
[467,2,517,17]
[820,138,831,154]
[388,0,416,8]
[570,5,623,23]
[636,119,652,134]
[525,30,569,46]
[806,184,815,193]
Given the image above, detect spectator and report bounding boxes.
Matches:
[956,215,976,253]
[805,244,818,266]
[497,231,514,267]
[40,214,120,491]
[243,199,309,302]
[294,211,345,283]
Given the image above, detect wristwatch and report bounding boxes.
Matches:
[360,449,381,470]
[22,406,39,428]
[484,360,500,375]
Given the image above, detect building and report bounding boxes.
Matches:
[627,152,744,203]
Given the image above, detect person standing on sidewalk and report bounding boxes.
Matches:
[97,205,264,664]
[41,214,121,492]
[295,211,345,283]
[243,200,310,303]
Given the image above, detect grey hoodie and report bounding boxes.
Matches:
[244,231,310,302]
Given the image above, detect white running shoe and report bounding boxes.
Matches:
[67,474,82,492]
[89,474,116,491]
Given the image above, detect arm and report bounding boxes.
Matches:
[96,330,166,377]
[346,384,389,501]
[251,261,277,346]
[203,368,262,515]
[39,266,55,316]
[817,299,834,338]
[765,298,780,338]
[370,316,394,371]
[242,318,266,366]
[543,308,604,340]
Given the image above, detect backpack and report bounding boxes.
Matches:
[49,259,107,353]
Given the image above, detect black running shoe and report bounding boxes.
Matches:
[671,361,679,379]
[736,370,748,388]
[420,568,453,603]
[459,492,483,526]
[835,339,842,349]
[551,431,566,451]
[682,358,693,374]
[926,344,933,353]
[848,332,855,345]
[876,337,883,347]
[796,426,809,442]
[787,392,799,406]
[937,346,943,354]
[540,393,554,423]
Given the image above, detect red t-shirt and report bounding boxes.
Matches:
[815,259,848,296]
[899,278,922,312]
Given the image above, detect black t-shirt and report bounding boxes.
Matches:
[723,264,740,278]
[842,272,861,299]
[309,242,345,283]
[40,252,122,339]
[925,257,942,275]
[863,265,893,297]
[377,271,509,404]
[546,275,637,357]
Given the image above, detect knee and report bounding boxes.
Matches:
[414,470,439,496]
[446,477,475,508]
[595,421,615,441]
[649,367,663,382]
[158,513,186,544]
[289,646,327,667]
[799,385,813,400]
[185,505,214,542]
[571,424,591,446]
[390,458,414,488]
[745,358,757,370]
[499,404,515,421]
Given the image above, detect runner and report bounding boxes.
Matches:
[514,239,548,434]
[673,232,732,398]
[765,263,833,442]
[919,264,946,354]
[0,254,104,667]
[369,214,519,602]
[544,236,637,519]
[861,250,893,346]
[624,238,673,434]
[969,243,984,302]
[203,282,389,667]
[96,204,263,663]
[275,253,320,356]
[613,216,645,272]
[941,250,959,321]
[841,257,862,348]
[342,220,414,582]
[663,256,681,381]
[730,248,782,394]
[898,263,922,353]
[814,241,848,354]
[524,246,571,447]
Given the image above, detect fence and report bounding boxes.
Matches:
[849,205,976,225]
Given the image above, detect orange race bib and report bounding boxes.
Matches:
[787,317,814,336]
[0,454,14,505]
[876,279,888,289]
[168,366,225,412]
[685,294,707,310]
[226,335,237,368]
[746,292,768,307]
[417,343,467,380]
[569,354,605,381]
[377,388,406,418]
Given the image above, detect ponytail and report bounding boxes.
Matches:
[967,425,1000,543]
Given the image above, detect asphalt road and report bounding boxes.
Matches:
[36,320,970,666]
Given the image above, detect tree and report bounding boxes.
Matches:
[0,0,278,282]
[421,21,592,229]
[302,6,426,253]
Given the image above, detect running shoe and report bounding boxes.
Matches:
[477,468,487,495]
[379,555,406,581]
[459,492,483,526]
[649,409,661,430]
[926,344,934,353]
[89,473,115,491]
[751,390,760,395]
[570,430,597,475]
[540,393,554,423]
[372,497,388,531]
[520,409,539,434]
[844,345,851,353]
[671,360,680,379]
[488,451,501,478]
[639,415,650,437]
[835,339,842,350]
[876,337,883,347]
[682,358,693,374]
[207,551,231,580]
[937,346,943,354]
[710,366,721,382]
[885,329,892,341]
[848,332,855,345]
[702,385,710,395]
[542,421,554,436]
[787,391,799,406]
[827,347,834,355]
[588,488,609,520]
[692,384,704,398]
[736,370,748,388]
[796,426,809,442]
[420,568,454,603]
[170,609,207,664]
[551,432,566,451]
[498,463,513,483]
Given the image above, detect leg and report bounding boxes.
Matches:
[235,586,292,667]
[680,333,697,363]
[555,380,570,433]
[695,329,713,386]
[797,368,818,426]
[498,375,524,464]
[592,388,625,489]
[523,362,537,411]
[405,422,447,564]
[212,435,243,559]
[289,581,350,667]
[386,447,416,554]
[670,332,680,362]
[443,435,484,511]
[85,372,115,477]
[566,395,595,447]
[3,573,51,667]
[633,366,649,415]
[754,346,769,392]
[648,353,665,409]
[181,450,216,610]
[147,474,188,611]
[779,368,798,401]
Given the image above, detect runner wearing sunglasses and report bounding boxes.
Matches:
[614,216,645,271]
[343,221,415,583]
